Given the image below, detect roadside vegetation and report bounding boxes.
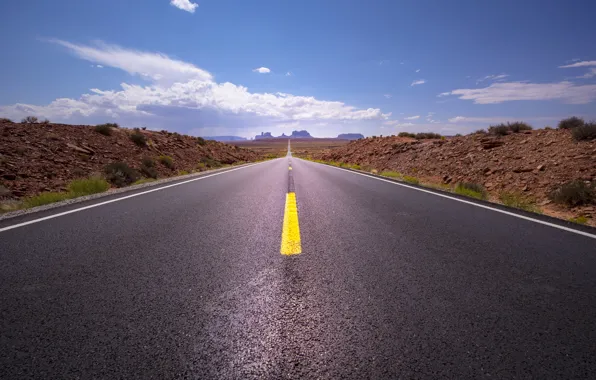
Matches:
[499,192,541,213]
[549,180,595,206]
[20,178,110,208]
[454,182,488,200]
[488,122,532,136]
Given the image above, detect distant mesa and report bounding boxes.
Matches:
[290,130,313,138]
[255,132,274,140]
[255,130,313,139]
[337,133,364,140]
[203,136,247,142]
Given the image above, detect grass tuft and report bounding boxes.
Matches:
[380,170,402,179]
[454,182,487,200]
[499,192,541,213]
[23,192,72,208]
[403,175,420,185]
[68,178,110,196]
[568,216,588,225]
[132,178,157,185]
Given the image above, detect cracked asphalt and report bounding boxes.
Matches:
[1,155,596,379]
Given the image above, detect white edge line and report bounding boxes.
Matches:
[0,160,276,233]
[301,158,596,240]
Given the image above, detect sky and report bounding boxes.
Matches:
[1,0,595,138]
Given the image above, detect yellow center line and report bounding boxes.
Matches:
[289,166,292,170]
[280,192,302,255]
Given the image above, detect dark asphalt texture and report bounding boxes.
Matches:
[1,155,595,379]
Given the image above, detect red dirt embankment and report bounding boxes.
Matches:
[314,129,596,224]
[0,121,259,199]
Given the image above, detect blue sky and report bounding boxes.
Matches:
[1,0,595,138]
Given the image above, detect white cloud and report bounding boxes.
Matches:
[448,115,561,124]
[396,122,414,127]
[253,67,271,74]
[411,79,426,86]
[437,92,450,97]
[170,0,198,13]
[404,115,420,120]
[415,69,420,73]
[50,39,212,85]
[447,81,596,104]
[559,61,596,79]
[285,71,292,76]
[0,40,391,136]
[577,68,596,79]
[476,73,509,84]
[384,94,392,99]
[559,61,596,68]
[379,60,389,65]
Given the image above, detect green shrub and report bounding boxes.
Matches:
[68,178,110,196]
[99,122,119,128]
[140,158,158,179]
[380,171,402,178]
[549,180,595,206]
[23,192,73,208]
[141,157,155,168]
[508,121,533,133]
[398,132,416,138]
[571,122,596,141]
[21,116,38,124]
[474,129,487,134]
[499,192,541,213]
[94,124,113,136]
[558,116,584,129]
[0,118,13,123]
[200,157,222,168]
[104,162,139,187]
[159,155,174,169]
[415,132,442,139]
[178,170,190,175]
[130,129,147,147]
[403,175,420,185]
[455,182,487,200]
[196,136,207,146]
[488,124,509,136]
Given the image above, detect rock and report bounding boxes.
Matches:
[443,175,452,184]
[0,185,11,197]
[480,138,505,149]
[513,168,533,173]
[66,143,94,155]
[536,164,546,171]
[2,174,16,180]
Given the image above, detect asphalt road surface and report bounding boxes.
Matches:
[1,150,596,379]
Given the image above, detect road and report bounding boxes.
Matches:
[1,148,596,379]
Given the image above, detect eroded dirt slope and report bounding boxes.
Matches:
[0,121,260,198]
[313,129,596,223]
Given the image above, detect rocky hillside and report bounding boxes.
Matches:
[313,128,596,224]
[0,121,260,199]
